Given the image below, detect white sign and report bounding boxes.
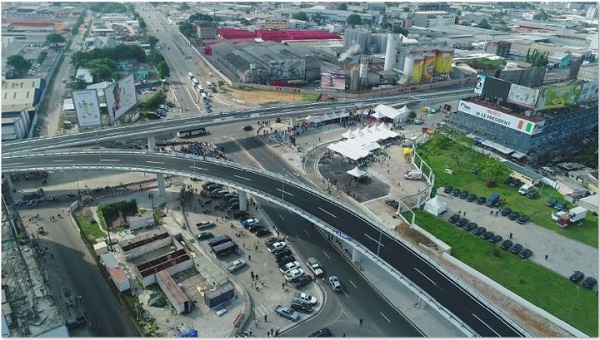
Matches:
[458,100,544,135]
[72,90,102,127]
[578,81,598,103]
[105,74,137,124]
[474,74,485,95]
[507,84,539,109]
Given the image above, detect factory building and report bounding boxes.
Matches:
[412,11,455,28]
[1,78,45,141]
[195,21,216,40]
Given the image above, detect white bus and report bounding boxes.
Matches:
[192,78,199,87]
[197,85,205,93]
[187,72,194,80]
[201,92,208,101]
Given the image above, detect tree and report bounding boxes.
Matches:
[476,19,491,29]
[138,18,147,30]
[479,155,510,181]
[292,12,309,21]
[179,3,190,11]
[338,3,348,10]
[89,65,113,82]
[46,33,66,49]
[72,77,87,90]
[347,14,362,28]
[146,36,159,49]
[6,55,31,76]
[533,10,550,21]
[392,25,408,36]
[382,22,392,30]
[156,61,170,79]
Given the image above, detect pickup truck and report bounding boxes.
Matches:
[306,257,324,277]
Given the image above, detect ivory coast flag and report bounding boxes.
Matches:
[517,120,533,133]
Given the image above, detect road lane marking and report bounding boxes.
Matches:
[414,267,437,286]
[52,160,73,162]
[303,229,309,236]
[9,162,23,165]
[100,159,120,162]
[323,252,330,259]
[380,312,391,323]
[275,188,294,196]
[472,314,501,336]
[343,290,349,297]
[317,207,336,218]
[146,161,164,164]
[190,166,207,171]
[233,175,250,181]
[348,280,357,288]
[278,214,284,221]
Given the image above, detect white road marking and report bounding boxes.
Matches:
[100,159,120,162]
[190,166,207,171]
[303,229,309,236]
[52,160,73,162]
[275,188,294,196]
[317,207,336,218]
[233,175,250,181]
[348,280,357,288]
[9,163,23,165]
[343,290,350,297]
[380,312,391,323]
[146,161,164,164]
[278,214,284,221]
[322,252,330,259]
[414,267,437,286]
[472,314,501,336]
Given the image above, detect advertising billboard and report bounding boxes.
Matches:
[412,58,424,84]
[536,83,582,110]
[434,50,453,74]
[72,90,102,127]
[578,82,598,103]
[320,71,346,90]
[507,84,540,109]
[474,74,486,94]
[105,74,137,123]
[423,53,436,81]
[458,100,544,135]
[481,76,511,99]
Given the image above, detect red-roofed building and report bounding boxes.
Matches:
[217,28,341,42]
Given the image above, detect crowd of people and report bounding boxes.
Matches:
[10,171,48,182]
[180,141,232,161]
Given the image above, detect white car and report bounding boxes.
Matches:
[227,259,247,273]
[284,268,305,281]
[269,242,287,253]
[280,261,301,274]
[196,220,216,229]
[551,211,566,221]
[294,292,317,305]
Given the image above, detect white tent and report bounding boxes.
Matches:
[371,111,385,119]
[398,105,411,114]
[424,196,448,216]
[578,194,598,214]
[341,129,353,139]
[347,166,367,178]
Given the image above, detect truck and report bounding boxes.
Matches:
[557,207,587,228]
[404,170,423,180]
[306,257,324,277]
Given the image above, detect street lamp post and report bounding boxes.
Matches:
[75,169,82,202]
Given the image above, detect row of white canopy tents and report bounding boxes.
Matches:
[328,123,400,161]
[365,104,412,125]
[305,111,350,124]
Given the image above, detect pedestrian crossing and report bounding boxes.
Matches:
[254,303,272,319]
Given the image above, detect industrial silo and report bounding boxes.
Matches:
[412,56,425,84]
[423,52,436,80]
[350,67,360,92]
[384,33,399,71]
[403,55,415,80]
[434,48,454,75]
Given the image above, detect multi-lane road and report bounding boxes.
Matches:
[2,150,526,337]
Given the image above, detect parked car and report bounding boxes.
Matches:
[582,277,597,290]
[308,328,332,337]
[455,218,469,228]
[459,190,469,199]
[500,207,512,216]
[196,232,214,240]
[516,215,529,224]
[489,235,503,244]
[280,261,301,274]
[294,292,317,305]
[463,222,477,231]
[227,259,247,273]
[519,248,533,259]
[290,274,313,289]
[476,197,486,205]
[243,125,254,131]
[526,190,539,199]
[328,276,342,292]
[264,236,284,247]
[508,211,520,220]
[570,271,585,283]
[448,214,461,223]
[291,299,313,313]
[546,198,558,207]
[509,243,523,254]
[276,255,296,266]
[269,242,287,253]
[273,248,292,258]
[472,227,486,236]
[284,268,305,282]
[196,220,216,229]
[451,188,460,197]
[466,194,477,202]
[480,231,494,240]
[254,227,272,237]
[274,305,299,321]
[500,239,513,250]
[554,201,567,211]
[443,185,453,194]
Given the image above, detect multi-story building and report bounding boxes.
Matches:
[412,11,455,28]
[263,18,288,30]
[586,6,598,19]
[486,41,512,58]
[195,21,216,40]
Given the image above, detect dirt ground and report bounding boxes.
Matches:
[222,86,305,104]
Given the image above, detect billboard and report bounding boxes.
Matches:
[578,82,598,103]
[434,50,453,74]
[481,76,511,99]
[105,74,137,123]
[474,74,486,94]
[507,84,539,109]
[72,90,102,127]
[412,58,424,84]
[536,83,582,110]
[423,53,436,80]
[458,100,544,135]
[320,71,346,90]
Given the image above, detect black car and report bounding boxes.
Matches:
[519,248,533,259]
[570,271,585,283]
[463,222,478,231]
[480,231,494,240]
[516,215,529,224]
[500,207,512,216]
[254,227,272,237]
[308,328,332,337]
[554,201,567,211]
[276,255,296,266]
[243,125,254,131]
[455,218,469,228]
[443,185,453,194]
[489,235,503,244]
[546,198,558,207]
[448,214,461,223]
[476,196,486,205]
[500,239,513,250]
[508,211,520,220]
[509,243,523,254]
[233,211,250,220]
[472,227,486,236]
[196,232,214,240]
[459,190,469,199]
[526,190,538,199]
[248,224,264,233]
[291,300,313,313]
[451,188,460,197]
[291,274,313,289]
[466,194,477,202]
[503,177,513,185]
[265,236,284,247]
[273,248,292,258]
[582,277,597,290]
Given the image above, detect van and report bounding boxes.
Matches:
[208,234,232,248]
[486,193,500,207]
[212,241,238,258]
[518,183,534,195]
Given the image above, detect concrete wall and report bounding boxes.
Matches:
[123,235,172,259]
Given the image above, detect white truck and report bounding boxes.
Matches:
[557,207,587,228]
[404,170,423,180]
[306,257,324,277]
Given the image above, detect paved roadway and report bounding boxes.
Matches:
[2,151,526,337]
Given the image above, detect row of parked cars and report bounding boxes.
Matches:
[444,185,529,224]
[447,213,533,259]
[569,271,596,290]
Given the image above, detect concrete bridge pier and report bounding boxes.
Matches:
[147,135,156,150]
[238,190,248,211]
[157,174,166,196]
[352,246,362,264]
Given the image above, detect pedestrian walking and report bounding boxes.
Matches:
[255,244,258,251]
[255,320,258,328]
[264,315,268,322]
[463,211,466,217]
[270,328,274,335]
[359,318,363,326]
[545,254,548,260]
[458,210,461,215]
[495,211,498,217]
[251,271,254,280]
[248,254,252,261]
[281,282,285,289]
[342,334,346,337]
[509,232,513,239]
[490,210,493,215]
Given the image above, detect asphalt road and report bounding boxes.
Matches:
[2,151,525,337]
